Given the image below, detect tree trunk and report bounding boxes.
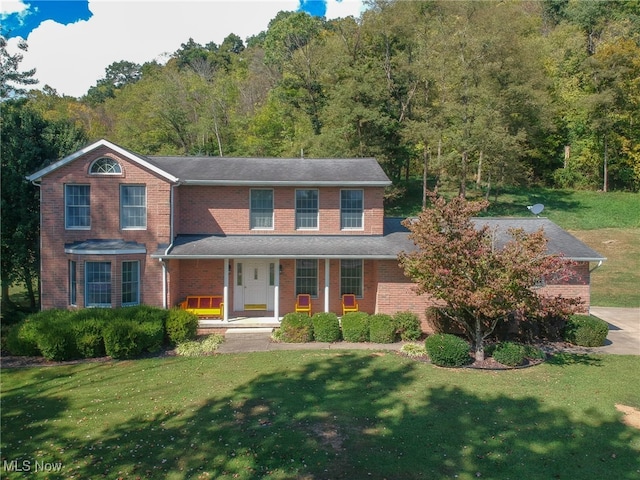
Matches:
[474,320,485,362]
[603,135,608,192]
[459,151,468,198]
[476,151,483,188]
[23,265,36,309]
[422,147,429,209]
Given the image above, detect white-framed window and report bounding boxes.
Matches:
[340,189,363,230]
[295,189,318,229]
[65,184,90,229]
[69,260,77,306]
[296,259,318,297]
[120,185,147,229]
[90,157,122,174]
[250,189,274,229]
[340,259,363,297]
[121,261,140,306]
[85,262,111,307]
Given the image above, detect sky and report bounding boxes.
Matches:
[1,0,366,98]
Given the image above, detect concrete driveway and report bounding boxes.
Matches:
[589,307,640,355]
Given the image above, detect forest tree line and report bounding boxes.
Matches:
[5,0,640,195]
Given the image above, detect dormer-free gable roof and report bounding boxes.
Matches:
[26,139,179,183]
[27,140,391,187]
[143,156,391,186]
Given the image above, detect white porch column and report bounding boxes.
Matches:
[223,258,229,322]
[324,258,330,313]
[274,260,280,321]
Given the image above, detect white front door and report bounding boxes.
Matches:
[243,261,269,310]
[233,260,276,312]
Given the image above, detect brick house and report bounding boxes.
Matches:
[27,139,604,330]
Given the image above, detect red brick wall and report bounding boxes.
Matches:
[175,186,385,235]
[39,146,171,309]
[374,260,592,332]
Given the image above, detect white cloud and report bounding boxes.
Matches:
[0,0,27,15]
[9,0,365,98]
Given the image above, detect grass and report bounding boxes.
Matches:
[571,228,640,308]
[1,351,639,479]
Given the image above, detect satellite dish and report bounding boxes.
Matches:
[527,204,544,216]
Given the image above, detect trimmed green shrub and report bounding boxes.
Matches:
[564,314,609,347]
[424,333,471,367]
[492,342,526,367]
[369,314,396,343]
[5,320,41,356]
[522,344,547,361]
[73,319,106,358]
[103,321,144,359]
[166,308,199,345]
[393,311,422,341]
[280,312,314,343]
[136,320,164,353]
[312,312,341,342]
[37,324,79,361]
[341,312,370,342]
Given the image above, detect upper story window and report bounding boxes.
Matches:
[90,157,122,175]
[120,185,147,229]
[65,184,90,229]
[250,189,273,229]
[340,189,363,230]
[296,189,318,229]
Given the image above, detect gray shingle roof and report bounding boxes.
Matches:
[143,156,391,186]
[153,217,605,261]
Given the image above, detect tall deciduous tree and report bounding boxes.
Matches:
[1,100,86,308]
[399,192,581,361]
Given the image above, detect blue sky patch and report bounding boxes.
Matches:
[298,0,328,18]
[1,1,92,39]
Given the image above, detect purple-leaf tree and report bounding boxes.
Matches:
[399,192,582,361]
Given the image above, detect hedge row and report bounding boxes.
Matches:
[5,306,199,361]
[276,311,422,344]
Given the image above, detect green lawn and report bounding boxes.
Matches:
[2,351,639,479]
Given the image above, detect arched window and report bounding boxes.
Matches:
[90,157,122,174]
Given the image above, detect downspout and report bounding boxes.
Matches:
[161,182,180,308]
[589,260,603,273]
[31,179,43,310]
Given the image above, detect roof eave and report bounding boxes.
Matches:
[179,180,392,187]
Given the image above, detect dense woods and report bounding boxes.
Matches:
[3,0,640,194]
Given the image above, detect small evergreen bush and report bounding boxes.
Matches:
[312,312,341,342]
[393,311,422,341]
[564,314,609,347]
[369,314,396,343]
[166,308,199,345]
[341,312,370,342]
[424,333,471,367]
[522,344,547,361]
[5,319,41,356]
[73,319,106,358]
[280,312,314,343]
[492,342,526,367]
[37,323,79,361]
[103,321,144,359]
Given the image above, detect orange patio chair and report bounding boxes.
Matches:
[295,294,312,316]
[341,294,359,315]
